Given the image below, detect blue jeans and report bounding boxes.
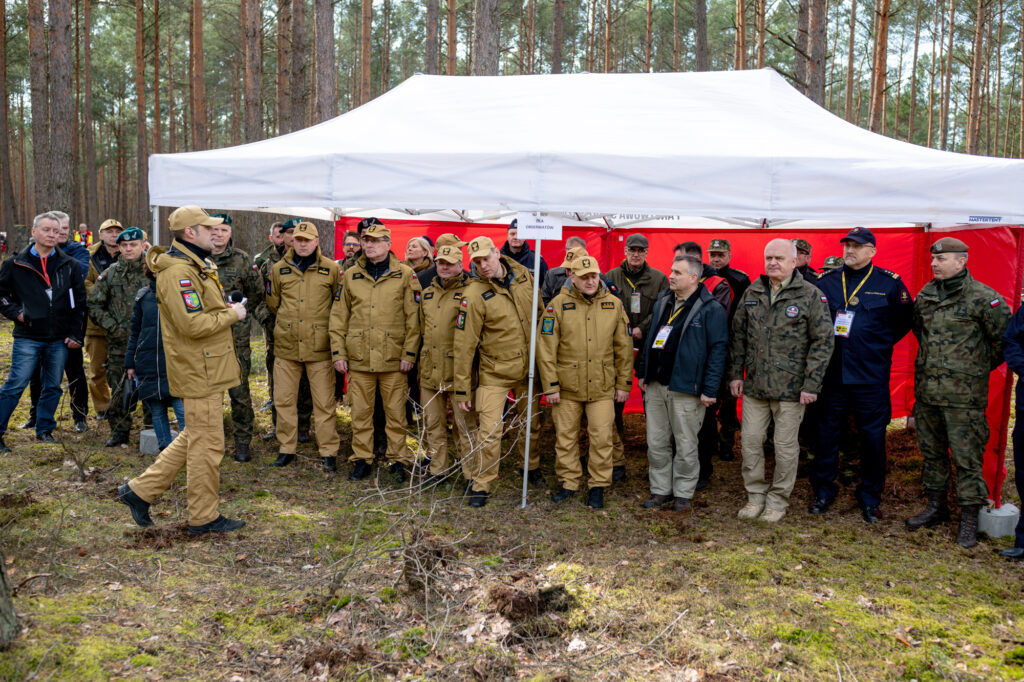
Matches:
[0,338,68,436]
[147,397,185,450]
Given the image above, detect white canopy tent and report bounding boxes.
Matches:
[149,69,1024,228]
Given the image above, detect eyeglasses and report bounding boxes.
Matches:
[626,247,648,254]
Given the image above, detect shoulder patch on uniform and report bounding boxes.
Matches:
[882,268,900,279]
[181,290,203,313]
[351,272,364,279]
[279,267,291,275]
[546,305,554,312]
[266,280,271,294]
[178,278,192,287]
[562,302,576,310]
[991,298,1002,307]
[481,290,495,300]
[820,296,828,303]
[317,266,330,275]
[423,291,434,300]
[601,301,615,309]
[745,300,758,306]
[541,318,555,334]
[453,291,463,300]
[455,310,466,330]
[461,299,469,307]
[414,290,421,302]
[785,305,800,318]
[900,290,911,303]
[252,264,259,271]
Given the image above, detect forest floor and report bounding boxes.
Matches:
[0,322,1023,681]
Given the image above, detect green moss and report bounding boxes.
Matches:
[131,653,158,667]
[378,627,431,659]
[1005,647,1024,665]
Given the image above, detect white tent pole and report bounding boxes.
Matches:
[152,206,159,245]
[520,237,542,509]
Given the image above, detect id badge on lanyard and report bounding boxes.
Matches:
[630,291,641,314]
[652,325,673,348]
[834,311,854,337]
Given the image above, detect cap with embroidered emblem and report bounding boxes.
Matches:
[840,226,876,245]
[435,244,462,264]
[168,205,224,232]
[570,256,601,277]
[709,238,731,253]
[435,232,467,248]
[560,246,588,267]
[792,238,812,254]
[99,218,123,232]
[293,221,318,240]
[210,212,233,226]
[930,237,969,254]
[468,236,496,256]
[362,222,391,240]
[116,226,145,243]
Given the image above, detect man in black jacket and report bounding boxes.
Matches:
[501,219,549,284]
[0,212,87,449]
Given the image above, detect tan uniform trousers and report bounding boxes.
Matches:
[420,387,477,478]
[611,426,625,466]
[740,396,805,511]
[552,397,615,490]
[468,382,540,493]
[274,358,338,457]
[129,393,226,526]
[84,335,110,412]
[349,370,412,465]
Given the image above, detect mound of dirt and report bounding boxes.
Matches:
[487,572,574,621]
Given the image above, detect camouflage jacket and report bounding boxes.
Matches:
[728,270,835,401]
[912,269,1011,408]
[253,244,285,327]
[86,256,149,348]
[209,246,264,345]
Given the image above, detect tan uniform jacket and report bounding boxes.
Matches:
[537,283,633,402]
[148,240,240,398]
[329,252,421,372]
[452,256,539,399]
[266,248,341,363]
[418,272,470,391]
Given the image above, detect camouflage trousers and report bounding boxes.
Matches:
[228,343,255,446]
[105,346,137,438]
[913,401,989,506]
[264,322,312,430]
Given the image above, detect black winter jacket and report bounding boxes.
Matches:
[124,282,175,402]
[0,244,87,342]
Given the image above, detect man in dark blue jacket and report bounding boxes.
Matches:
[808,227,913,523]
[635,255,728,511]
[501,219,549,285]
[1000,305,1024,561]
[0,212,87,449]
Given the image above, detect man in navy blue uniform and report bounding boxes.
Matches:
[1000,306,1024,560]
[808,227,913,522]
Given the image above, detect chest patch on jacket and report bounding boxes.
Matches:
[178,279,192,288]
[317,266,330,275]
[181,290,203,313]
[601,301,615,309]
[352,272,364,279]
[785,305,799,318]
[541,318,555,334]
[423,291,434,300]
[455,311,466,330]
[562,302,576,310]
[481,290,495,300]
[279,267,292,275]
[745,300,758,306]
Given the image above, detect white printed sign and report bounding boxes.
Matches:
[516,212,563,241]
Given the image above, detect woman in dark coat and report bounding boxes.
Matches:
[124,258,184,451]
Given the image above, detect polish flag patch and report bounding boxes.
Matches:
[991,299,1002,307]
[179,279,193,287]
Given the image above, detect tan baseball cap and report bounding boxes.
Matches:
[435,244,463,264]
[363,222,391,240]
[570,256,601,277]
[168,205,223,232]
[98,218,123,232]
[435,232,467,248]
[560,246,588,268]
[467,236,497,257]
[294,221,319,240]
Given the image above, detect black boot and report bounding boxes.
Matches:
[349,459,371,480]
[587,487,605,509]
[322,456,337,473]
[550,486,576,503]
[957,505,980,549]
[906,491,950,530]
[297,429,311,444]
[105,433,129,448]
[271,452,295,467]
[526,469,545,486]
[234,442,251,462]
[611,465,626,483]
[118,483,154,527]
[390,461,408,483]
[718,440,735,461]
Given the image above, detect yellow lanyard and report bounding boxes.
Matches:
[666,301,685,325]
[842,265,873,308]
[624,276,638,292]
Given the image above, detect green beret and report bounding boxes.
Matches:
[117,226,145,243]
[210,212,233,226]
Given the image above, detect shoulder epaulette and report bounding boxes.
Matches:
[879,268,900,280]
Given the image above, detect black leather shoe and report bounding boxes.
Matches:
[999,547,1024,560]
[468,489,489,507]
[611,465,626,483]
[322,456,337,472]
[587,487,605,509]
[861,505,882,523]
[18,418,35,430]
[348,460,371,481]
[527,469,545,486]
[105,434,128,447]
[673,497,692,511]
[118,483,154,527]
[718,442,735,461]
[188,515,245,535]
[234,443,252,463]
[271,452,295,467]
[36,432,56,443]
[421,474,445,488]
[390,461,407,483]
[0,438,10,454]
[695,478,710,492]
[809,497,833,515]
[550,486,576,503]
[642,494,673,509]
[297,429,311,444]
[74,420,88,433]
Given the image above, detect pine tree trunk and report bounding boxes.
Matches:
[0,548,16,649]
[552,0,565,73]
[940,0,956,150]
[908,0,922,142]
[242,0,263,139]
[381,0,391,90]
[290,0,307,130]
[756,0,766,67]
[83,0,98,224]
[447,0,457,74]
[28,0,50,211]
[795,0,809,91]
[277,0,292,133]
[473,0,499,75]
[645,0,653,72]
[845,0,857,121]
[868,0,891,133]
[965,0,986,153]
[135,0,147,226]
[48,0,73,214]
[190,0,206,149]
[672,0,679,70]
[604,0,612,72]
[359,0,372,100]
[167,39,176,153]
[806,0,826,104]
[0,0,18,228]
[152,0,161,154]
[314,0,335,122]
[694,0,709,70]
[735,0,747,70]
[426,0,439,74]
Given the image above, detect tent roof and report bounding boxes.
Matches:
[149,69,1024,227]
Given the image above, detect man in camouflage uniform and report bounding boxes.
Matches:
[209,214,264,462]
[255,218,312,440]
[728,238,834,523]
[907,237,1010,549]
[87,227,149,447]
[793,238,819,284]
[84,218,124,418]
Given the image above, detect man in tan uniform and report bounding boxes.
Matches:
[454,236,542,508]
[330,222,421,483]
[418,244,477,487]
[84,218,124,417]
[267,222,342,471]
[117,205,246,535]
[538,256,633,509]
